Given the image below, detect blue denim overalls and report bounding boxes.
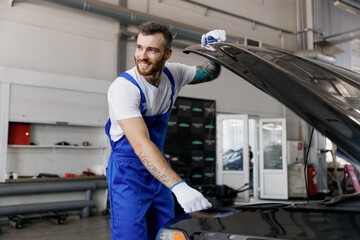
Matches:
[105,66,175,240]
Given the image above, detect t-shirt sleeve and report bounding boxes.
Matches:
[167,62,196,91]
[107,77,142,121]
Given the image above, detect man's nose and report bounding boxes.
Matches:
[139,50,148,60]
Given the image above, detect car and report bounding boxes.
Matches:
[156,43,360,240]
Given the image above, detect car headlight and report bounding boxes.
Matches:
[156,228,189,240]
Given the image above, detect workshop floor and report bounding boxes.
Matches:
[0,214,111,240]
[0,198,310,239]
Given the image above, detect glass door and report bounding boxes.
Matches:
[259,118,288,199]
[216,114,249,202]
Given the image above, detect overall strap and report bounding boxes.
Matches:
[162,66,175,107]
[119,72,147,115]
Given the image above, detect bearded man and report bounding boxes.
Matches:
[106,22,225,240]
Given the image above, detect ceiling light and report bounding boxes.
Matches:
[334,0,360,15]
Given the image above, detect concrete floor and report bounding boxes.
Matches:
[0,214,111,240]
[0,198,310,240]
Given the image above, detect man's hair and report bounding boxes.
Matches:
[138,22,173,50]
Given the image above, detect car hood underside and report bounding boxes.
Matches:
[184,43,360,165]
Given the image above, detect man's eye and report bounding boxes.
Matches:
[148,49,156,53]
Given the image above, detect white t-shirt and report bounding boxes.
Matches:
[108,62,196,141]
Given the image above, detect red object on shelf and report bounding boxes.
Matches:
[8,123,31,145]
[65,173,75,178]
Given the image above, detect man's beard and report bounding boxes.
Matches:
[134,56,166,76]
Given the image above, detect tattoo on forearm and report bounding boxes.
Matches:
[194,60,220,83]
[138,152,170,184]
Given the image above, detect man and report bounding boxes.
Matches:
[106,22,225,240]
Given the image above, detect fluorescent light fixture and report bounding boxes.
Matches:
[334,0,360,15]
[262,123,282,131]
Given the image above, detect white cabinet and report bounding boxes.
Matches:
[9,84,107,126]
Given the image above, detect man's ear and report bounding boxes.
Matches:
[164,48,172,60]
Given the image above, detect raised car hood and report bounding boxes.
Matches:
[165,198,360,239]
[184,44,360,165]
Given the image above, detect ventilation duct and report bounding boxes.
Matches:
[12,0,240,44]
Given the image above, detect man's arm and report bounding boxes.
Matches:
[118,116,212,213]
[189,59,221,84]
[190,29,225,85]
[118,117,182,188]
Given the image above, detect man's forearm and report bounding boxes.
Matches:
[135,140,182,188]
[118,117,182,188]
[190,60,221,84]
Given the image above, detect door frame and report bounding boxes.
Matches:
[216,114,249,202]
[249,116,259,199]
[259,118,288,199]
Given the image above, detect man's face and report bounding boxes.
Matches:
[134,33,171,76]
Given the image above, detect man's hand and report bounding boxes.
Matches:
[201,30,226,51]
[171,181,212,213]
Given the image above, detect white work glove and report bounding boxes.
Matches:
[201,29,226,51]
[171,181,212,213]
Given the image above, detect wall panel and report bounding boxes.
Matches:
[180,0,296,32]
[0,1,118,80]
[128,0,298,50]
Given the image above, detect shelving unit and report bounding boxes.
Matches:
[164,96,216,186]
[6,122,109,178]
[0,67,110,214]
[0,67,110,182]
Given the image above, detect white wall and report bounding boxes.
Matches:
[128,0,298,50]
[285,108,300,140]
[0,1,118,80]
